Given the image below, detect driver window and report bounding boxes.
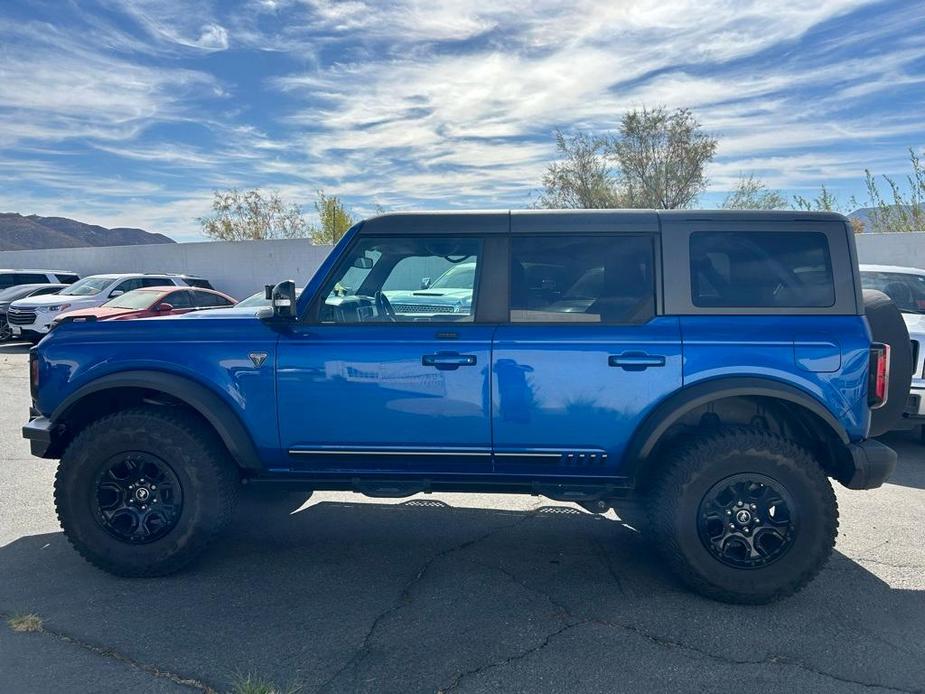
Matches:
[319,236,481,323]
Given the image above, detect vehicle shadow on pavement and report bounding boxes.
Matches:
[0,342,32,355]
[1,493,924,694]
[878,433,925,490]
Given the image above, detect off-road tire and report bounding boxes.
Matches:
[55,406,239,577]
[648,428,838,604]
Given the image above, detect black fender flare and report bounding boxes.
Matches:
[624,376,850,479]
[51,370,263,470]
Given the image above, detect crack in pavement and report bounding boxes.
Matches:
[438,620,587,693]
[0,612,216,692]
[314,513,536,693]
[438,558,921,694]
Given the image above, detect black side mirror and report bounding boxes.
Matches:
[267,280,297,319]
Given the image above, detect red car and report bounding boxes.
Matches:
[57,286,236,323]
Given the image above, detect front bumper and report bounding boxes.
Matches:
[842,439,897,490]
[22,415,55,458]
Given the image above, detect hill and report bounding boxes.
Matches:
[0,213,174,251]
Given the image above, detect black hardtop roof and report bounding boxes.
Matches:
[357,209,849,235]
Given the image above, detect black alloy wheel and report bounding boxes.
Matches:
[94,452,183,544]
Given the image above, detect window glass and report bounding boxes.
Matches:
[55,273,80,284]
[112,278,143,295]
[192,291,232,307]
[164,290,193,309]
[0,274,13,289]
[861,271,925,313]
[61,276,112,296]
[18,273,49,284]
[510,235,655,324]
[319,237,481,323]
[691,232,835,308]
[141,277,172,288]
[105,290,162,310]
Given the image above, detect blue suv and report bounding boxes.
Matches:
[22,210,907,603]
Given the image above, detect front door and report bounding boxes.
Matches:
[491,233,682,479]
[277,233,493,473]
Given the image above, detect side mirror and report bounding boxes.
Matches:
[267,280,297,319]
[109,290,124,298]
[352,256,374,269]
[420,277,431,289]
[156,303,174,313]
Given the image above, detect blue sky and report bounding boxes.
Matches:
[1,0,924,241]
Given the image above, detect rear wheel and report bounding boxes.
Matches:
[648,428,838,603]
[55,407,239,577]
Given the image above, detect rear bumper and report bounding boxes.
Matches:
[843,439,896,490]
[22,415,55,458]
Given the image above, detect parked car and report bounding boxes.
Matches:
[6,273,207,342]
[383,261,476,317]
[55,286,236,325]
[24,210,907,604]
[0,284,66,341]
[0,269,78,289]
[860,264,925,435]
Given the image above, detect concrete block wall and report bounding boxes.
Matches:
[854,232,925,268]
[0,239,334,301]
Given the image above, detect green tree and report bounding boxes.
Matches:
[309,190,355,245]
[199,188,308,241]
[613,107,718,209]
[535,130,626,208]
[863,148,925,232]
[722,175,788,210]
[537,107,717,210]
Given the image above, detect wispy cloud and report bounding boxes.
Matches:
[0,0,923,240]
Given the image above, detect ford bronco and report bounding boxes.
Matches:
[22,210,910,603]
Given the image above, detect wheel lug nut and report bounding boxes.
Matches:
[750,504,756,510]
[729,523,736,530]
[726,510,732,515]
[736,501,743,507]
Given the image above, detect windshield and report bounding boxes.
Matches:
[60,277,113,297]
[103,290,161,310]
[861,271,925,313]
[429,263,476,290]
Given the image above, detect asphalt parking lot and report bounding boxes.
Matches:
[1,341,924,694]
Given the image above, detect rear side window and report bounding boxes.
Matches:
[510,235,655,324]
[55,273,79,284]
[141,277,172,288]
[690,232,835,308]
[192,291,232,307]
[17,273,50,284]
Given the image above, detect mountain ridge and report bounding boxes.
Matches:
[0,213,174,251]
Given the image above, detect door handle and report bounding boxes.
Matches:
[608,352,666,370]
[422,353,477,370]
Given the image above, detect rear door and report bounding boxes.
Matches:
[491,221,682,479]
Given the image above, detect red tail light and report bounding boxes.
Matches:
[869,343,890,409]
[29,347,39,400]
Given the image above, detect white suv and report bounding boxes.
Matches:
[7,274,191,341]
[860,264,925,436]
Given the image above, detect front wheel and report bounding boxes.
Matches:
[55,407,239,577]
[647,429,838,604]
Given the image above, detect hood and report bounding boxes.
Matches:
[11,293,98,309]
[175,305,265,318]
[59,306,143,321]
[385,288,472,302]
